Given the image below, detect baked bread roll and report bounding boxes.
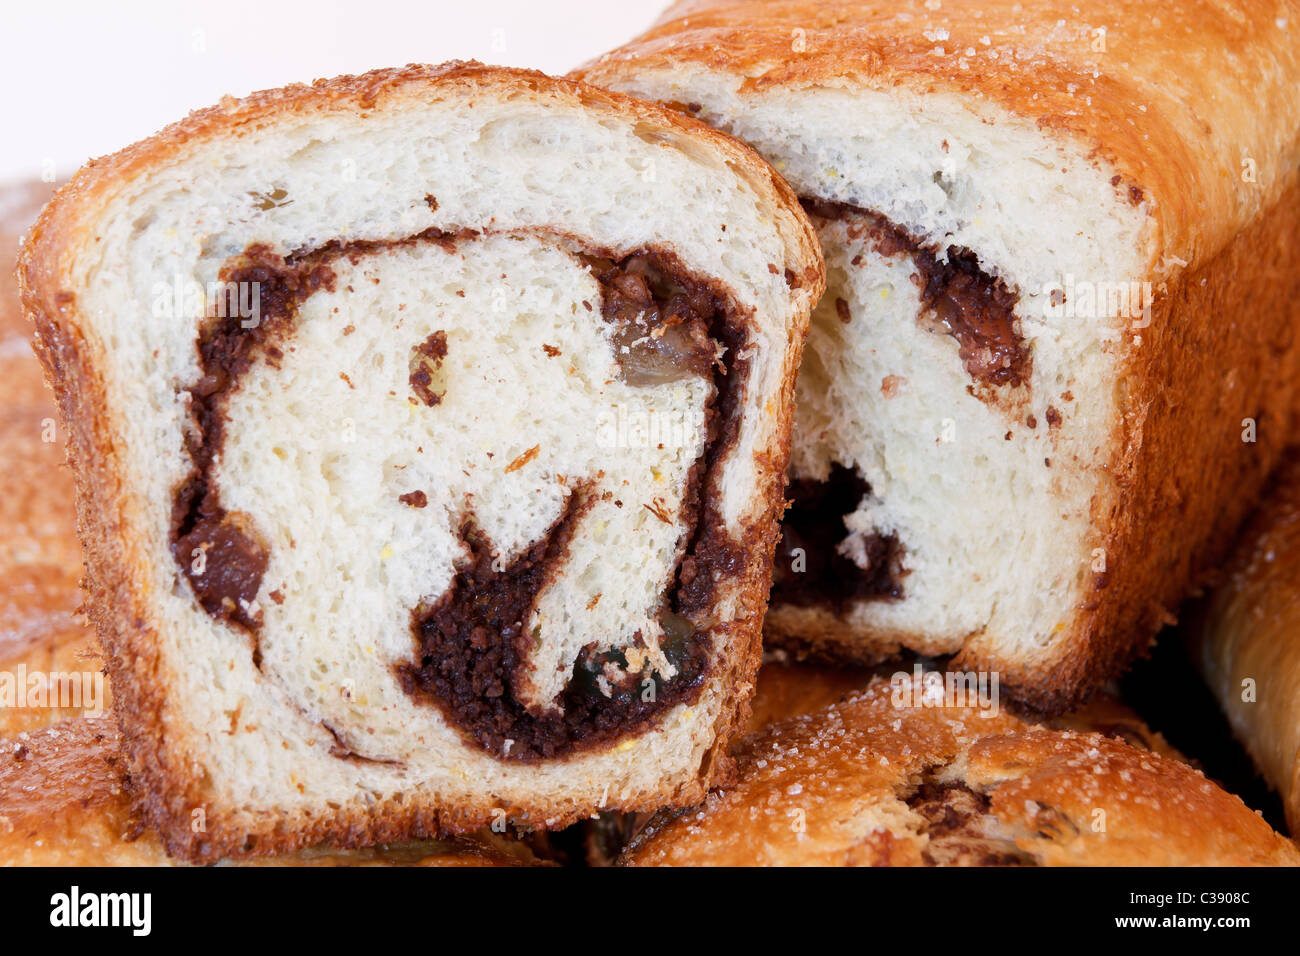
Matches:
[577,0,1300,708]
[587,657,1184,861]
[17,63,823,861]
[0,718,551,866]
[0,184,109,738]
[619,674,1300,866]
[1193,451,1300,835]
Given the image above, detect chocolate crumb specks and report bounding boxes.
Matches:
[663,101,703,116]
[835,297,852,324]
[171,231,477,640]
[178,233,752,764]
[394,245,750,762]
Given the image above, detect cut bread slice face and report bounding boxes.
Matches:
[577,2,1300,707]
[18,62,823,861]
[576,63,1149,689]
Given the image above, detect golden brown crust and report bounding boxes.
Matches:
[1193,451,1300,835]
[621,675,1300,866]
[0,718,551,866]
[578,1,1300,710]
[1051,693,1184,764]
[0,194,111,738]
[17,64,822,861]
[748,658,1186,755]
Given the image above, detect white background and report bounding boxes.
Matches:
[0,0,665,183]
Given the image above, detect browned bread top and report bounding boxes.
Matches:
[20,61,822,324]
[581,0,1300,275]
[621,675,1298,865]
[743,655,879,732]
[748,657,1185,759]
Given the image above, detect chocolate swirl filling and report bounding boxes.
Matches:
[399,248,750,760]
[800,197,1028,389]
[170,234,749,761]
[771,464,904,611]
[170,243,337,637]
[773,199,1026,612]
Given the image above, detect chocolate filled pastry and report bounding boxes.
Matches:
[618,674,1300,866]
[586,656,1187,862]
[577,0,1300,709]
[1192,451,1300,836]
[17,63,823,862]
